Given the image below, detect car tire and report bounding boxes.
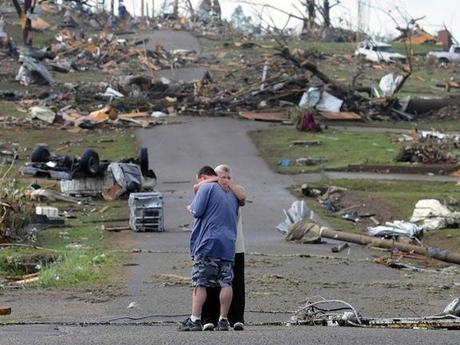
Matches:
[139,147,149,175]
[439,58,449,66]
[30,145,50,163]
[80,149,100,175]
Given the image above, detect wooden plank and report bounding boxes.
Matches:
[0,307,12,316]
[319,111,362,120]
[117,112,149,118]
[239,110,289,122]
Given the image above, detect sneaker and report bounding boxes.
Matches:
[217,318,230,331]
[202,322,215,331]
[177,317,202,331]
[233,322,244,331]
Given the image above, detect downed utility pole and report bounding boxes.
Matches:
[321,228,460,265]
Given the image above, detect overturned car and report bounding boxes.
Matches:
[23,145,156,199]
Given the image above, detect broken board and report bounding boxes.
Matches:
[239,110,290,122]
[318,111,362,121]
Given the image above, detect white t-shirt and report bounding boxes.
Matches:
[235,212,245,253]
[235,185,246,253]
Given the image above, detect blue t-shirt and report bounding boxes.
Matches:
[190,182,239,262]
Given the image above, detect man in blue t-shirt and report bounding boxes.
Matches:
[179,166,239,331]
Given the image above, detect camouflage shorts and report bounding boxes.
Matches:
[191,255,234,288]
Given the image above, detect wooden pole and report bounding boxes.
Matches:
[321,228,460,265]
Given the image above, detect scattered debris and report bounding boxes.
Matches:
[279,157,328,167]
[285,219,323,244]
[368,221,424,240]
[410,199,460,231]
[0,307,12,315]
[276,200,315,234]
[290,296,460,329]
[152,273,190,286]
[29,106,56,124]
[278,200,460,265]
[127,301,138,309]
[30,188,82,204]
[331,243,349,253]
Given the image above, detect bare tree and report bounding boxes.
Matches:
[11,0,34,45]
[306,0,316,29]
[173,0,179,17]
[316,0,340,29]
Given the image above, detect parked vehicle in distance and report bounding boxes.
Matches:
[354,40,407,64]
[427,44,460,65]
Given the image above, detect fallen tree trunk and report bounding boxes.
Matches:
[405,97,460,115]
[321,228,460,265]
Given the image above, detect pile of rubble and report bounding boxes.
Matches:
[396,130,459,164]
[15,30,199,87]
[2,0,460,128]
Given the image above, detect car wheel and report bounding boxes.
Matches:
[139,147,149,175]
[80,149,100,175]
[439,58,449,66]
[30,145,50,163]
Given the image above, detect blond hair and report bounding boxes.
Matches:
[214,164,232,175]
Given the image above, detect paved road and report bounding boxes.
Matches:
[3,117,460,344]
[4,324,460,345]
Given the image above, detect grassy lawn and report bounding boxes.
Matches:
[0,100,27,118]
[0,128,137,288]
[0,200,129,288]
[327,120,460,132]
[250,126,404,173]
[0,128,136,163]
[250,125,460,174]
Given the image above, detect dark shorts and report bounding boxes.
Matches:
[192,255,233,288]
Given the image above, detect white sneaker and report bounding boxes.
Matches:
[203,322,215,331]
[233,322,244,331]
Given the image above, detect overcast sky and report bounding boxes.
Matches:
[120,0,459,40]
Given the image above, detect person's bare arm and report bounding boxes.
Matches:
[220,179,246,206]
[192,176,218,194]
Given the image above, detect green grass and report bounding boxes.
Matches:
[0,128,137,165]
[37,249,126,288]
[250,127,401,173]
[0,100,26,118]
[327,120,460,132]
[0,199,130,288]
[313,179,457,218]
[0,127,136,288]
